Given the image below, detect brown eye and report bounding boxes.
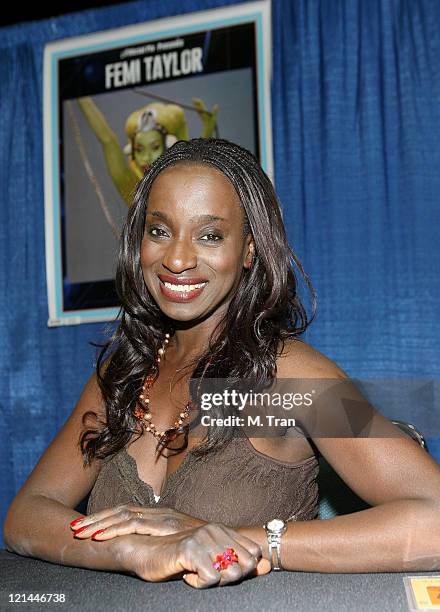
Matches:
[148,227,168,238]
[200,233,223,242]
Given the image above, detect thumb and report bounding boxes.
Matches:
[254,557,272,576]
[182,573,197,588]
[182,572,213,589]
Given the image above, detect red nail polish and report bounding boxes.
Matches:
[73,525,89,535]
[91,529,106,539]
[70,517,84,528]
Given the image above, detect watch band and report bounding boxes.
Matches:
[264,519,287,571]
[267,535,283,570]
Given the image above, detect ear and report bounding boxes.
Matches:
[243,235,255,269]
[165,134,178,148]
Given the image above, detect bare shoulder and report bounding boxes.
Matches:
[276,338,348,379]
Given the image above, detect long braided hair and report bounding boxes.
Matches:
[79,138,316,465]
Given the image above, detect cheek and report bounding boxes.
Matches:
[140,241,155,271]
[135,149,147,160]
[210,249,245,280]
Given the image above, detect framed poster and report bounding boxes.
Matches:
[43,1,272,326]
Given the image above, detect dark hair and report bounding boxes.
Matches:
[79,138,316,465]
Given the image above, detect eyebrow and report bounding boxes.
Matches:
[146,211,226,223]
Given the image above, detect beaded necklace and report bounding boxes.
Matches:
[133,333,192,442]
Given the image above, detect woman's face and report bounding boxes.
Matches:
[140,163,254,323]
[133,129,164,171]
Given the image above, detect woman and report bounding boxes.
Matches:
[4,139,440,589]
[77,97,218,205]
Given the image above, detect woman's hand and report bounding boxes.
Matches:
[192,97,219,138]
[119,522,270,588]
[70,504,206,539]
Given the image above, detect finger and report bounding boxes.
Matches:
[88,509,193,540]
[217,527,265,580]
[72,507,143,538]
[70,504,130,530]
[177,528,241,589]
[214,554,244,586]
[89,515,182,540]
[223,529,271,576]
[254,558,272,576]
[73,507,185,539]
[191,98,203,109]
[221,526,263,561]
[184,561,243,590]
[181,551,221,589]
[202,526,255,585]
[183,571,218,589]
[180,525,260,588]
[213,544,255,585]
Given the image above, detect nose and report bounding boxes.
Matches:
[162,237,197,274]
[146,151,156,164]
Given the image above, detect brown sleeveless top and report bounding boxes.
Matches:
[87,435,319,527]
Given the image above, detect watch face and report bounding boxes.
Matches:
[267,519,285,532]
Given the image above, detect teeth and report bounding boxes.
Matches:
[163,281,207,292]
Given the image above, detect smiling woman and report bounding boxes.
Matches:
[4,139,440,589]
[141,163,254,319]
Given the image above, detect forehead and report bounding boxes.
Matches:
[136,130,162,143]
[147,162,242,216]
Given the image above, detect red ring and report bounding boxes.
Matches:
[213,547,239,571]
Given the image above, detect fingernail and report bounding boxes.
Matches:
[91,529,106,539]
[70,517,84,528]
[73,525,89,535]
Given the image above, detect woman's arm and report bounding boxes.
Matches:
[76,97,137,203]
[238,440,440,572]
[236,342,440,572]
[3,374,131,572]
[192,98,219,138]
[4,494,128,571]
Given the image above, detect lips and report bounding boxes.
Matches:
[157,274,209,303]
[158,274,208,285]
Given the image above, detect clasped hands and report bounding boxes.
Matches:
[70,504,271,588]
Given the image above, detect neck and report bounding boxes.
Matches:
[165,314,224,363]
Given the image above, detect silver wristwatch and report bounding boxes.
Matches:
[263,518,287,571]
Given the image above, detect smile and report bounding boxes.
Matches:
[163,281,207,292]
[158,278,208,303]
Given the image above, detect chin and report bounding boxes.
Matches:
[155,296,219,324]
[159,305,208,322]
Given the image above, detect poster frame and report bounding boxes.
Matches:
[43,0,273,326]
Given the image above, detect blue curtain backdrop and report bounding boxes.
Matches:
[1,0,439,545]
